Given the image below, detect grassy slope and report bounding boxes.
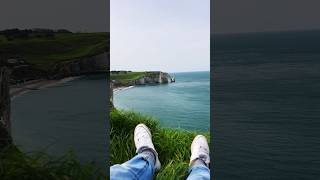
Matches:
[110,72,145,84]
[0,146,106,180]
[0,33,108,71]
[110,109,209,179]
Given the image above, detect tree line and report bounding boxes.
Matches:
[0,28,72,40]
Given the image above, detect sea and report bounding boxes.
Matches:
[11,74,108,168]
[113,71,210,131]
[213,30,320,179]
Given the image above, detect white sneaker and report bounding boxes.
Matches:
[190,135,210,167]
[134,124,161,171]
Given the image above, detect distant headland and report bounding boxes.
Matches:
[110,70,175,107]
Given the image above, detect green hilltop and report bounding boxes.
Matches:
[110,71,145,85]
[0,29,109,71]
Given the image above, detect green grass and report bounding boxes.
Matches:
[0,145,106,180]
[110,109,209,179]
[0,33,109,71]
[110,72,145,85]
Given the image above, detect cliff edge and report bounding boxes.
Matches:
[0,66,12,149]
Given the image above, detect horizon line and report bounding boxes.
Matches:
[110,70,210,73]
[213,28,320,36]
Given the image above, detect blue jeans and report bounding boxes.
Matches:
[110,152,210,180]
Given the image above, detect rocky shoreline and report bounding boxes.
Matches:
[9,76,81,99]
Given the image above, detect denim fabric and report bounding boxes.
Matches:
[187,164,210,180]
[110,153,210,180]
[110,152,155,180]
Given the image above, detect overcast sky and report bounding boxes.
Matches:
[111,0,210,72]
[214,0,320,34]
[0,0,109,32]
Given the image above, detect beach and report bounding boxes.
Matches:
[113,86,134,94]
[10,76,81,99]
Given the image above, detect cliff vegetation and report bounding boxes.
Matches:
[0,146,106,179]
[0,29,108,71]
[110,71,145,86]
[1,29,109,82]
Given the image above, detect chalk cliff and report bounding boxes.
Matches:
[51,52,109,79]
[6,52,108,82]
[134,71,173,85]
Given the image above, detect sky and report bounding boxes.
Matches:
[0,0,109,32]
[214,0,320,34]
[2,0,318,71]
[111,0,210,72]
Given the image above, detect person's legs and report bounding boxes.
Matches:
[110,149,156,179]
[186,135,210,180]
[110,124,161,180]
[187,159,210,180]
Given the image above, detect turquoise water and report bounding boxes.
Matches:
[114,71,210,131]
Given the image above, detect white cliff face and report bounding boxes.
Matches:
[135,77,145,85]
[52,52,109,78]
[134,72,172,85]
